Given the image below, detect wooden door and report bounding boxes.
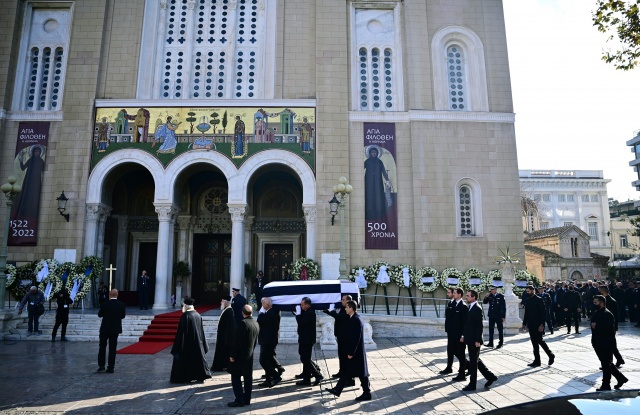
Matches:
[192,234,231,304]
[264,244,294,282]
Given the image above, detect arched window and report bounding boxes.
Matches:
[432,26,489,112]
[455,178,483,237]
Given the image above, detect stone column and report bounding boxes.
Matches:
[552,191,559,227]
[576,191,584,231]
[500,262,522,333]
[228,204,247,297]
[95,205,112,263]
[599,190,609,247]
[166,211,178,305]
[244,215,254,271]
[303,205,317,260]
[115,216,128,290]
[84,204,101,257]
[153,204,177,310]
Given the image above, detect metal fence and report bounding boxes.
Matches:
[360,293,454,318]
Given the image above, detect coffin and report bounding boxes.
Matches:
[261,280,360,311]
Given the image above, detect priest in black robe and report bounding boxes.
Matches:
[170,298,212,383]
[211,295,237,371]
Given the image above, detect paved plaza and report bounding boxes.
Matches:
[0,319,638,415]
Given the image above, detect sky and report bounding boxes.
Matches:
[502,0,640,202]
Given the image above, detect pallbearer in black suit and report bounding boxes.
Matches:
[449,288,469,381]
[324,294,354,385]
[522,286,555,367]
[227,305,259,407]
[294,297,324,386]
[97,289,126,373]
[599,286,625,367]
[461,290,498,391]
[537,286,554,334]
[440,288,457,374]
[591,295,628,391]
[483,286,506,348]
[325,300,372,401]
[170,298,212,383]
[563,284,582,334]
[257,297,284,387]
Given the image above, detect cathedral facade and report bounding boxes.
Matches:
[0,0,524,308]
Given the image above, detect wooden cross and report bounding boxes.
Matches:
[106,264,116,291]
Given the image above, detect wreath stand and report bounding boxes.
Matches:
[394,286,416,317]
[371,285,391,315]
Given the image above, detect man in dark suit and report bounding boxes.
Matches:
[325,300,372,401]
[257,297,284,387]
[483,286,506,348]
[228,305,259,407]
[440,288,457,374]
[461,290,497,391]
[254,271,266,307]
[448,288,469,381]
[591,295,628,391]
[294,297,323,386]
[563,284,582,334]
[137,270,151,310]
[554,283,566,328]
[522,286,555,367]
[537,286,554,334]
[599,286,624,367]
[231,288,247,326]
[324,294,354,384]
[612,282,627,322]
[97,289,126,373]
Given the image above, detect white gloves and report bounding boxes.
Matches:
[329,303,335,311]
[259,306,266,314]
[295,305,302,315]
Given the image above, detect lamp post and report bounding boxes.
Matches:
[0,176,22,310]
[330,177,352,280]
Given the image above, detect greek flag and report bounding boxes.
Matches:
[262,280,360,311]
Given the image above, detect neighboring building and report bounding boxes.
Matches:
[0,1,524,308]
[520,170,611,257]
[626,129,640,191]
[609,200,640,261]
[524,226,609,282]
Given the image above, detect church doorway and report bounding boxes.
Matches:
[264,243,294,281]
[138,242,157,304]
[192,234,232,304]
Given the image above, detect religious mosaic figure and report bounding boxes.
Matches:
[299,117,312,154]
[364,146,390,220]
[114,110,126,134]
[123,108,150,143]
[233,115,246,157]
[155,116,182,154]
[96,118,110,153]
[12,145,46,220]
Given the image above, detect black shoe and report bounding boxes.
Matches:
[325,387,340,397]
[596,385,612,391]
[548,354,555,366]
[575,331,581,335]
[331,372,341,379]
[296,380,312,386]
[355,393,372,401]
[485,377,497,388]
[277,367,286,375]
[313,375,324,386]
[227,401,244,407]
[260,375,267,379]
[106,368,114,373]
[615,360,625,368]
[345,379,356,387]
[270,377,282,387]
[567,331,571,335]
[451,376,466,382]
[528,361,541,367]
[550,329,554,334]
[60,337,68,342]
[439,368,453,375]
[258,381,271,387]
[486,343,494,348]
[97,367,106,373]
[51,337,55,342]
[496,343,503,349]
[294,373,305,379]
[462,384,476,391]
[614,377,628,390]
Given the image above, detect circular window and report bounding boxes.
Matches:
[202,188,229,216]
[43,19,58,33]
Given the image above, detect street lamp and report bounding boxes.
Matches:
[330,177,352,280]
[56,191,70,222]
[0,176,22,310]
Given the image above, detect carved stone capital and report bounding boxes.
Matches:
[244,215,255,231]
[98,205,112,222]
[303,205,317,223]
[86,204,101,222]
[176,215,192,230]
[116,215,129,230]
[155,204,178,222]
[227,204,247,223]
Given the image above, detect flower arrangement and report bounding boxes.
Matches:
[249,293,258,309]
[54,262,76,284]
[414,266,439,293]
[514,269,535,296]
[38,273,65,301]
[487,269,505,294]
[34,259,58,281]
[7,263,36,300]
[366,261,392,287]
[439,268,467,290]
[465,268,488,292]
[79,256,105,279]
[62,263,90,301]
[6,264,17,287]
[389,264,415,288]
[288,257,320,280]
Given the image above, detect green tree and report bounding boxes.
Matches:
[186,111,197,134]
[222,110,228,134]
[210,112,220,131]
[593,0,640,70]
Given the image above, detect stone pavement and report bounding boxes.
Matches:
[0,321,638,415]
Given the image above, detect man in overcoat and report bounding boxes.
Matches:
[294,297,323,386]
[324,294,354,383]
[461,290,498,391]
[325,300,372,401]
[591,295,628,391]
[522,286,555,367]
[257,297,284,387]
[227,305,259,407]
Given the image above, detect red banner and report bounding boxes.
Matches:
[364,122,398,249]
[8,122,50,246]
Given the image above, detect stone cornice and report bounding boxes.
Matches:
[348,110,515,123]
[95,98,317,108]
[520,178,610,189]
[6,110,64,121]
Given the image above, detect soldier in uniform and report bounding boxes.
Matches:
[537,286,554,334]
[483,286,506,348]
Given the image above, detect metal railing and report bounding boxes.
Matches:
[360,293,455,318]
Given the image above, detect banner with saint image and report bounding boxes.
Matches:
[364,122,398,249]
[9,122,50,246]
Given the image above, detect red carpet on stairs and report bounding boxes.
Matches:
[118,305,219,354]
